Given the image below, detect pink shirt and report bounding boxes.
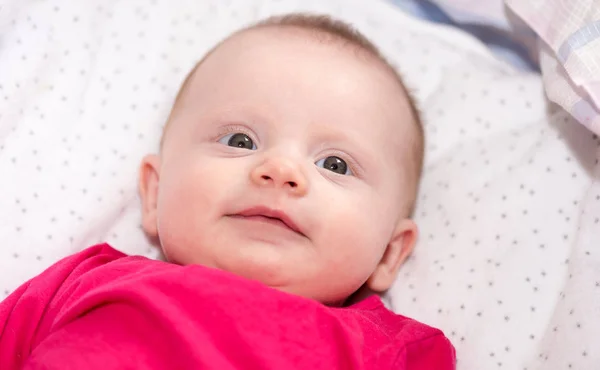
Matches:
[0,244,455,369]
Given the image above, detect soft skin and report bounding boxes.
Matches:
[139,27,418,306]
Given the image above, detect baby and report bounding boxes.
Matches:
[0,14,455,369]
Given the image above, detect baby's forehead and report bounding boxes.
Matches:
[176,29,414,131]
[172,27,419,147]
[175,25,412,120]
[208,28,416,135]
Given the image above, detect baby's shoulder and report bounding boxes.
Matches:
[339,296,449,347]
[335,297,455,367]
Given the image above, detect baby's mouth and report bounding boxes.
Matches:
[228,206,306,237]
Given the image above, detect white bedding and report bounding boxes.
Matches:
[1,0,598,369]
[425,0,600,144]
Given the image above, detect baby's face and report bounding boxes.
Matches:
[140,28,418,305]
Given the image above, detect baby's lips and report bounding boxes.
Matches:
[230,205,306,237]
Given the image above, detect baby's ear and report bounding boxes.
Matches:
[139,154,161,239]
[366,219,418,292]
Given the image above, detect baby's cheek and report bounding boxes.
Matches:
[156,164,214,245]
[325,197,383,258]
[355,193,393,249]
[159,173,200,217]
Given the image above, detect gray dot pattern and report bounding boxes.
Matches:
[0,1,598,369]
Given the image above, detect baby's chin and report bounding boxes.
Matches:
[217,247,298,287]
[169,253,352,305]
[160,239,357,305]
[227,262,355,306]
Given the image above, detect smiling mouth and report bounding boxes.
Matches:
[231,214,291,230]
[227,207,305,237]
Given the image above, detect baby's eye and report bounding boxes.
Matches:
[315,156,353,176]
[218,133,257,150]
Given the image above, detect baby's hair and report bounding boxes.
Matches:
[166,13,424,215]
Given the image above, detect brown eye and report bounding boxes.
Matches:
[316,156,351,175]
[219,133,256,150]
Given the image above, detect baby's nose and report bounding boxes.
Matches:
[250,156,308,196]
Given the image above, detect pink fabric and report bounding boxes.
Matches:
[0,244,455,369]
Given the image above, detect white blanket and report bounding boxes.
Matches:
[0,0,598,369]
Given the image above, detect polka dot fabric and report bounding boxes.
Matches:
[0,1,597,369]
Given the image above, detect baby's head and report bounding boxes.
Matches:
[139,14,424,305]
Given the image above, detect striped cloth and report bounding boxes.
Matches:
[507,0,600,133]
